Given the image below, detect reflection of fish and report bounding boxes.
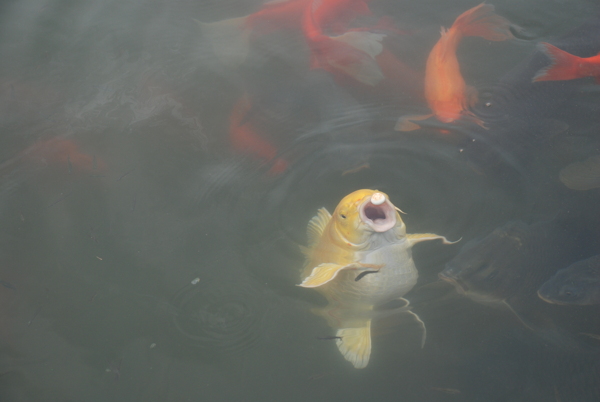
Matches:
[439,219,594,328]
[559,155,600,190]
[538,255,600,306]
[533,43,600,83]
[396,3,514,131]
[228,94,288,175]
[299,189,453,368]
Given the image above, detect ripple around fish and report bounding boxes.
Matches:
[169,279,266,356]
[240,134,527,286]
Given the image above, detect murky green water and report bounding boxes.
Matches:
[1,0,600,400]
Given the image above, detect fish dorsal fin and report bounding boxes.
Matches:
[307,208,331,247]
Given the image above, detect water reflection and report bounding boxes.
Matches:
[1,0,600,400]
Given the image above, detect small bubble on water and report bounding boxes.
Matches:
[191,278,200,285]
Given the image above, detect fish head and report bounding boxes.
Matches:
[330,189,404,246]
[439,221,530,301]
[538,257,600,306]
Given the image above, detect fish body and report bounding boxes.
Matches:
[200,0,373,67]
[396,3,514,131]
[228,93,288,175]
[533,43,600,83]
[302,0,384,86]
[538,254,600,306]
[439,218,598,328]
[300,189,452,368]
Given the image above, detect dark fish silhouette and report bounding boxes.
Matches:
[538,254,600,306]
[439,217,598,328]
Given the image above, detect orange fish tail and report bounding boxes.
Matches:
[451,3,513,42]
[533,43,584,82]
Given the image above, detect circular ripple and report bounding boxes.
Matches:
[170,280,266,355]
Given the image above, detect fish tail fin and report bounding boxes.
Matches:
[394,114,433,131]
[197,17,251,66]
[335,321,372,369]
[533,43,583,82]
[452,3,514,41]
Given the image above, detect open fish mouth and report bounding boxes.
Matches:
[438,271,469,294]
[359,192,397,232]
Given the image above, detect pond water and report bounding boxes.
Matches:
[1,0,600,400]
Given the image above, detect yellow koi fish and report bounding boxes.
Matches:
[299,189,454,368]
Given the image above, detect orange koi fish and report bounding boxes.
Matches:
[396,3,514,131]
[533,42,600,83]
[228,94,288,175]
[19,138,105,173]
[200,0,373,66]
[303,0,385,86]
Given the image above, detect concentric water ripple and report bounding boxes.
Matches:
[169,279,267,355]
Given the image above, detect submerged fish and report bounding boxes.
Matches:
[396,3,514,131]
[559,155,600,191]
[302,0,385,86]
[199,0,373,67]
[533,42,600,83]
[299,189,453,368]
[228,93,289,175]
[538,255,600,306]
[439,219,594,328]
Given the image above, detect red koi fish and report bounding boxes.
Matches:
[200,0,373,66]
[396,3,514,131]
[228,94,288,175]
[303,0,385,86]
[533,42,600,83]
[15,138,105,173]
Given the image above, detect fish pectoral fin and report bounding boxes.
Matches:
[394,114,433,131]
[299,263,383,288]
[298,263,354,288]
[403,309,427,348]
[336,322,372,369]
[407,233,461,246]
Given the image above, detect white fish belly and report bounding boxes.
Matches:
[328,242,418,308]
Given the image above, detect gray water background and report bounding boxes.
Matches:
[0,0,599,400]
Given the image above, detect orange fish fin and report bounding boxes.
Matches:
[533,42,582,82]
[465,85,479,108]
[464,111,487,129]
[452,3,514,41]
[394,114,433,131]
[197,17,250,66]
[407,233,460,246]
[306,208,331,248]
[336,322,372,368]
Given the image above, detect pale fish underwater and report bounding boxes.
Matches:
[298,189,455,368]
